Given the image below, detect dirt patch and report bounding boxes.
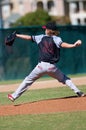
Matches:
[0,76,86,92]
[0,96,86,116]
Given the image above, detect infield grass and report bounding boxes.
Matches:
[0,111,86,130]
[0,85,86,130]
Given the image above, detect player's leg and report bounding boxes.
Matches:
[47,64,85,97]
[8,63,46,101]
[65,79,85,96]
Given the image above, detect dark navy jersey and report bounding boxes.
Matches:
[32,35,63,63]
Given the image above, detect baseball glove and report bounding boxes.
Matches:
[5,31,16,46]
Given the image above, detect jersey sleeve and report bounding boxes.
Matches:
[32,35,44,44]
[53,36,63,48]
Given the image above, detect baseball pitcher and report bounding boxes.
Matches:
[7,22,85,102]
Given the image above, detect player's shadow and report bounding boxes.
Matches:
[14,95,81,106]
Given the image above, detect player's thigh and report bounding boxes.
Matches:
[26,64,45,81]
[48,67,67,83]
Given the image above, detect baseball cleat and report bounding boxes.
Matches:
[76,92,85,97]
[8,94,14,102]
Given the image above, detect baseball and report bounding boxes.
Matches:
[78,40,82,44]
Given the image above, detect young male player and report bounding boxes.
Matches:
[8,22,85,102]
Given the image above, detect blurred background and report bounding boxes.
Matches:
[0,0,86,80]
[1,0,86,28]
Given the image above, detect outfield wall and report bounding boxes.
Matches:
[0,25,86,80]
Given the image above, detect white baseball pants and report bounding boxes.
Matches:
[12,61,80,99]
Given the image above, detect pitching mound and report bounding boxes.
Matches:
[0,96,86,116]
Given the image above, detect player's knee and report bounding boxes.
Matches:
[23,76,34,85]
[59,75,70,84]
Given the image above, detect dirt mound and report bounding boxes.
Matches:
[0,96,86,116]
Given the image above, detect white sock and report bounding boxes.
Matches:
[65,79,80,93]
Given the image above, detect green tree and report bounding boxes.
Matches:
[13,9,52,27]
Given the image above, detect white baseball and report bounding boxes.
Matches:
[78,40,82,44]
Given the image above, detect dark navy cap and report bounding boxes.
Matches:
[42,22,58,31]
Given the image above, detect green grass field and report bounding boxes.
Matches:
[0,112,86,130]
[0,85,86,130]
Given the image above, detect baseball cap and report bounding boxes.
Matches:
[42,22,58,31]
